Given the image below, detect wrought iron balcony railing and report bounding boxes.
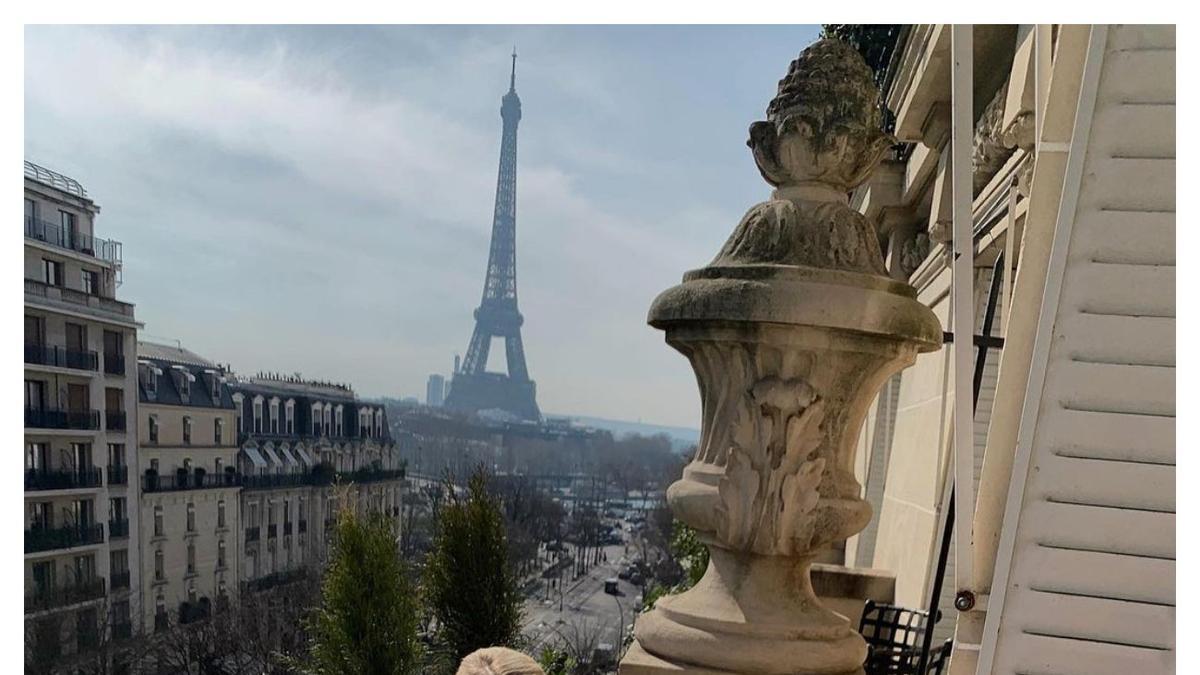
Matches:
[25,343,99,371]
[104,353,126,375]
[25,407,100,430]
[142,470,241,492]
[24,216,122,265]
[240,568,308,594]
[25,523,105,553]
[110,570,131,591]
[109,518,129,539]
[107,464,128,486]
[25,577,105,613]
[106,410,126,432]
[25,467,103,491]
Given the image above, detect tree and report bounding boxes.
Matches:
[302,503,422,675]
[423,466,524,670]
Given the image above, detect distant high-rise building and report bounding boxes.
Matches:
[426,374,446,407]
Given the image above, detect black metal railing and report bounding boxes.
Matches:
[283,522,293,536]
[110,570,130,591]
[241,569,307,594]
[859,600,942,675]
[25,467,103,491]
[104,353,125,376]
[108,518,129,539]
[25,577,105,613]
[25,216,122,264]
[179,598,211,625]
[267,524,277,539]
[107,465,128,486]
[25,523,105,553]
[105,410,126,431]
[25,407,100,430]
[240,466,406,491]
[25,343,99,371]
[245,526,260,543]
[241,472,324,490]
[143,471,241,492]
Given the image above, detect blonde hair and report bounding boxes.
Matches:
[455,647,545,675]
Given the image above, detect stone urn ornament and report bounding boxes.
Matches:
[620,39,942,675]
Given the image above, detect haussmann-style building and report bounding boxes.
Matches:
[135,341,241,632]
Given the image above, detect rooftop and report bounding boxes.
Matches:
[138,340,218,368]
[24,160,88,199]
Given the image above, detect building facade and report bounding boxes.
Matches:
[840,23,1175,674]
[135,342,241,631]
[228,374,406,594]
[24,161,141,663]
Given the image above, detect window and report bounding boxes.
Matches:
[269,398,279,434]
[214,418,223,445]
[375,409,383,438]
[218,500,226,528]
[312,403,322,435]
[154,550,164,580]
[145,367,158,396]
[109,497,126,521]
[186,503,195,532]
[232,393,244,433]
[285,400,295,434]
[25,379,46,411]
[186,542,196,574]
[218,540,227,568]
[253,397,263,434]
[209,373,220,401]
[110,549,128,574]
[30,501,53,529]
[148,416,159,443]
[178,373,190,401]
[60,210,77,241]
[82,270,98,295]
[25,314,44,347]
[183,416,192,445]
[107,443,125,469]
[42,259,62,286]
[153,505,164,537]
[215,457,223,476]
[324,404,332,436]
[335,406,344,437]
[26,442,49,472]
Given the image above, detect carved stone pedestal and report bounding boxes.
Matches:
[620,39,942,675]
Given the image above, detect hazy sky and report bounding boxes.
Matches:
[25,25,821,429]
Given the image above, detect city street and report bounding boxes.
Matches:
[524,541,641,657]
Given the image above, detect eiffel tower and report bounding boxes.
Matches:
[445,51,540,421]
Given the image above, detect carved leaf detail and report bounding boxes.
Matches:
[717,443,760,550]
